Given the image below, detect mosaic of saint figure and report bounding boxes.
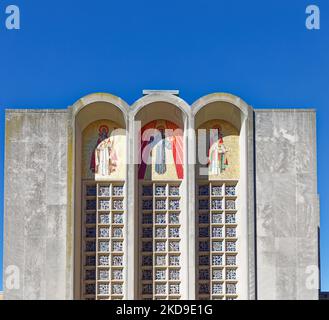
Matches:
[139,120,183,179]
[208,125,228,175]
[90,125,118,176]
[154,126,172,175]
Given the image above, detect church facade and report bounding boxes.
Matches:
[3,91,320,300]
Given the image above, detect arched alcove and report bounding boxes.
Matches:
[72,94,129,300]
[192,93,254,300]
[130,94,190,300]
[66,91,254,300]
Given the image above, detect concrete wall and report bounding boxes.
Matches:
[4,110,69,300]
[2,95,320,300]
[255,109,319,300]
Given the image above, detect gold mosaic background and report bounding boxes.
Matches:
[141,120,183,181]
[196,119,240,180]
[82,119,126,180]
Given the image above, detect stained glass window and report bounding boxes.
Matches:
[142,227,153,238]
[199,227,210,238]
[226,255,237,266]
[112,255,123,266]
[155,270,166,280]
[155,213,166,224]
[169,255,180,266]
[155,227,166,238]
[156,255,166,266]
[169,241,180,252]
[142,270,152,281]
[86,200,97,210]
[199,241,210,252]
[112,241,123,252]
[99,241,110,252]
[99,200,110,211]
[99,213,110,224]
[142,255,153,266]
[86,241,96,252]
[142,185,153,196]
[199,283,210,294]
[199,185,210,196]
[212,227,223,238]
[85,269,96,280]
[155,242,166,252]
[196,182,238,299]
[226,269,237,280]
[199,213,210,224]
[140,183,182,299]
[199,199,209,210]
[142,241,153,252]
[86,227,96,238]
[211,199,222,210]
[142,200,153,210]
[98,283,109,295]
[226,241,236,252]
[226,283,237,295]
[211,185,223,196]
[142,213,153,224]
[199,269,210,280]
[112,269,123,280]
[155,185,166,196]
[112,284,123,295]
[112,228,123,238]
[142,284,153,295]
[226,186,236,196]
[225,200,236,210]
[169,213,179,224]
[212,255,223,266]
[86,213,96,224]
[169,200,180,210]
[112,186,124,196]
[169,227,180,238]
[85,284,96,295]
[212,213,223,224]
[226,227,236,238]
[99,255,110,266]
[155,284,166,295]
[169,284,180,295]
[212,283,223,295]
[82,182,125,300]
[85,255,96,266]
[99,186,111,197]
[99,269,109,281]
[225,213,236,224]
[212,269,223,280]
[86,185,97,197]
[112,213,123,224]
[155,199,166,210]
[113,200,123,210]
[169,269,180,280]
[99,227,110,238]
[169,186,180,196]
[212,241,223,252]
[199,255,210,266]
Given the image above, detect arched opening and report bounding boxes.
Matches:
[73,95,129,300]
[132,97,190,300]
[192,94,252,300]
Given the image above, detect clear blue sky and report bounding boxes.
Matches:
[0,0,328,292]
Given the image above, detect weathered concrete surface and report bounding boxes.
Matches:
[4,110,68,300]
[2,95,320,301]
[255,109,319,300]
